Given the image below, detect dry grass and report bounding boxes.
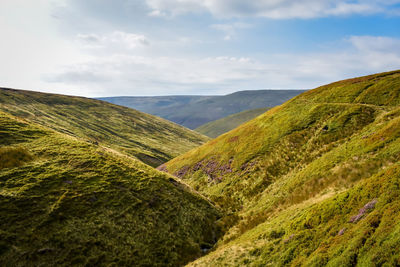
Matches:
[0,147,33,170]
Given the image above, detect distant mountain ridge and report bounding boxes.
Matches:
[99,90,306,129]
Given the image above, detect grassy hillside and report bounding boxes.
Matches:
[0,88,208,167]
[195,107,270,138]
[0,111,221,266]
[100,90,305,129]
[163,70,400,266]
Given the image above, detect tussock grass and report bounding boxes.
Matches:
[0,147,33,170]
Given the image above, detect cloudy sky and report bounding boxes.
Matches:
[1,0,400,97]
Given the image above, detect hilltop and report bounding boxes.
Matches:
[163,70,400,266]
[0,109,220,266]
[195,107,270,138]
[99,90,305,129]
[0,88,208,167]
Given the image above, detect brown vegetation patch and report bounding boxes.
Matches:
[0,147,33,170]
[200,158,233,182]
[156,164,168,172]
[240,160,257,172]
[228,136,239,143]
[175,158,235,183]
[337,228,346,236]
[174,165,190,178]
[349,199,378,223]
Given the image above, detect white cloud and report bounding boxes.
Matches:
[2,1,399,98]
[146,0,204,17]
[349,35,400,53]
[0,0,89,94]
[45,36,400,96]
[77,31,149,50]
[46,55,263,96]
[144,0,400,19]
[211,22,252,41]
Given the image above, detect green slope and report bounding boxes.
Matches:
[163,70,400,266]
[0,88,209,167]
[100,90,305,129]
[195,107,270,138]
[0,111,221,266]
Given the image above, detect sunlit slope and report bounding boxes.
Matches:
[195,107,270,138]
[163,70,400,266]
[0,88,209,167]
[0,111,221,266]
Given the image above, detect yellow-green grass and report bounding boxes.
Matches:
[163,70,400,266]
[195,107,270,138]
[0,147,33,170]
[0,88,209,167]
[0,111,221,266]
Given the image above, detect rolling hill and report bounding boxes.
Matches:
[0,88,209,167]
[0,110,221,266]
[162,70,400,266]
[99,90,305,129]
[195,107,270,138]
[97,95,213,116]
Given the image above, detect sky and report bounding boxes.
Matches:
[0,0,400,97]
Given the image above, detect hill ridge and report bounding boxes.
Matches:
[0,87,209,167]
[0,109,221,266]
[163,70,400,266]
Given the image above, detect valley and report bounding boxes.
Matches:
[2,1,399,265]
[1,71,400,266]
[99,90,305,130]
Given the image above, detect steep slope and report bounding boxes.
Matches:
[100,90,305,129]
[163,70,400,266]
[0,111,221,266]
[0,88,209,167]
[195,107,270,138]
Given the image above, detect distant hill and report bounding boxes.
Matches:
[163,70,400,266]
[195,107,270,138]
[99,90,306,129]
[97,95,213,115]
[0,88,208,167]
[0,110,221,266]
